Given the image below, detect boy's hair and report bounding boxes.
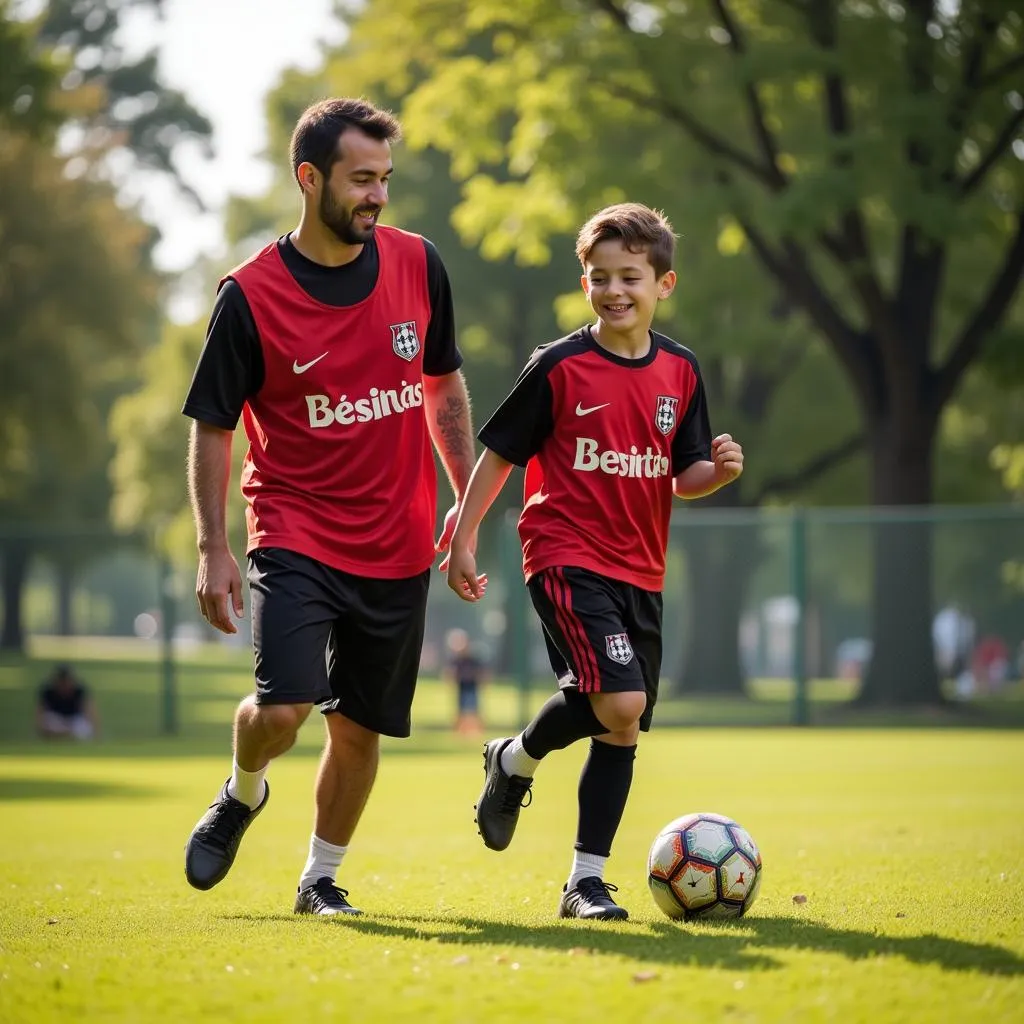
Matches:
[289,97,402,186]
[575,202,677,278]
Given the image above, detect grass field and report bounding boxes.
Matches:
[1,648,1023,1022]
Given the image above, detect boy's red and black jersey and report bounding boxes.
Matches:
[478,327,711,592]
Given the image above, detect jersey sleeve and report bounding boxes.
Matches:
[671,360,713,475]
[181,279,265,430]
[421,239,463,377]
[478,349,555,467]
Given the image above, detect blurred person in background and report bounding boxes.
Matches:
[36,664,98,741]
[444,628,487,735]
[180,97,478,917]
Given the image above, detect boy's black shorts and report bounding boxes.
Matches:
[527,566,663,731]
[247,547,429,738]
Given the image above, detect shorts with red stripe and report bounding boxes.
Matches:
[527,566,663,731]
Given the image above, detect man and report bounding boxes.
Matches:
[181,97,477,916]
[36,664,98,740]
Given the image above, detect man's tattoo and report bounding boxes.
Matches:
[437,395,472,461]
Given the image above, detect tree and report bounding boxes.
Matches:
[35,0,213,198]
[0,133,157,648]
[0,0,59,133]
[0,1,212,649]
[329,0,1024,704]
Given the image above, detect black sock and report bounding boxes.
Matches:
[575,740,636,857]
[521,688,607,760]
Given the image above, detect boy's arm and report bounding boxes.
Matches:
[445,449,515,602]
[673,433,744,499]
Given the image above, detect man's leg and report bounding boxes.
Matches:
[294,567,430,917]
[313,713,380,846]
[185,699,311,891]
[186,548,338,894]
[292,714,378,917]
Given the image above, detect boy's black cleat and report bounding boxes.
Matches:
[184,779,269,891]
[474,737,533,851]
[294,877,362,916]
[558,877,629,921]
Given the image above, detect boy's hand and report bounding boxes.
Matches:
[447,545,487,602]
[712,434,744,484]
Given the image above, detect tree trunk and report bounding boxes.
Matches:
[857,411,943,705]
[56,559,75,636]
[0,542,31,653]
[675,492,760,695]
[677,529,752,693]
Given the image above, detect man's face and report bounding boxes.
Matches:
[316,128,393,244]
[581,240,675,331]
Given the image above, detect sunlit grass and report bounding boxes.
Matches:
[1,644,1023,1021]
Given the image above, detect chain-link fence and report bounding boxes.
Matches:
[2,506,1022,740]
[497,505,1024,726]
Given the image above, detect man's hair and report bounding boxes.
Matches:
[289,97,402,184]
[575,202,677,277]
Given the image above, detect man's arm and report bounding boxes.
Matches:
[422,370,476,500]
[188,420,244,634]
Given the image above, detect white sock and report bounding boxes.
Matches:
[227,760,267,810]
[299,834,348,892]
[568,850,607,890]
[500,734,541,778]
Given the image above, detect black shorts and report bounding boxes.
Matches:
[247,547,430,738]
[528,566,663,731]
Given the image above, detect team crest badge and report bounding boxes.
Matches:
[390,321,421,361]
[605,633,635,666]
[655,394,679,435]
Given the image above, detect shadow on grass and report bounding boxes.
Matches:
[0,776,157,801]
[224,909,1023,976]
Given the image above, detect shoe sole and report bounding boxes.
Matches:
[558,905,629,921]
[294,906,363,917]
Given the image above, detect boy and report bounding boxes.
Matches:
[444,202,744,921]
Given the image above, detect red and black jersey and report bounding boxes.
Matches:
[183,225,461,578]
[478,326,712,592]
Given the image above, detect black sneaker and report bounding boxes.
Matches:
[184,779,269,891]
[294,877,362,916]
[558,877,629,921]
[474,738,533,851]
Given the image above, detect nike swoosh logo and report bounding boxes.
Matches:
[292,352,329,374]
[575,402,611,416]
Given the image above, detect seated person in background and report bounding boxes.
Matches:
[444,629,487,736]
[36,664,98,741]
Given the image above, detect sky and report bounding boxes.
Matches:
[118,0,345,275]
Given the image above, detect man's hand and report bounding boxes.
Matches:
[196,545,244,634]
[712,434,744,485]
[435,503,459,570]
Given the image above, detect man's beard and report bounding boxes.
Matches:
[319,188,379,244]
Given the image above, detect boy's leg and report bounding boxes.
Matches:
[558,736,636,921]
[475,568,639,852]
[561,584,662,920]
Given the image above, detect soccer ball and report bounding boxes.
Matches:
[647,812,762,921]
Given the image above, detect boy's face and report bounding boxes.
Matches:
[581,240,676,332]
